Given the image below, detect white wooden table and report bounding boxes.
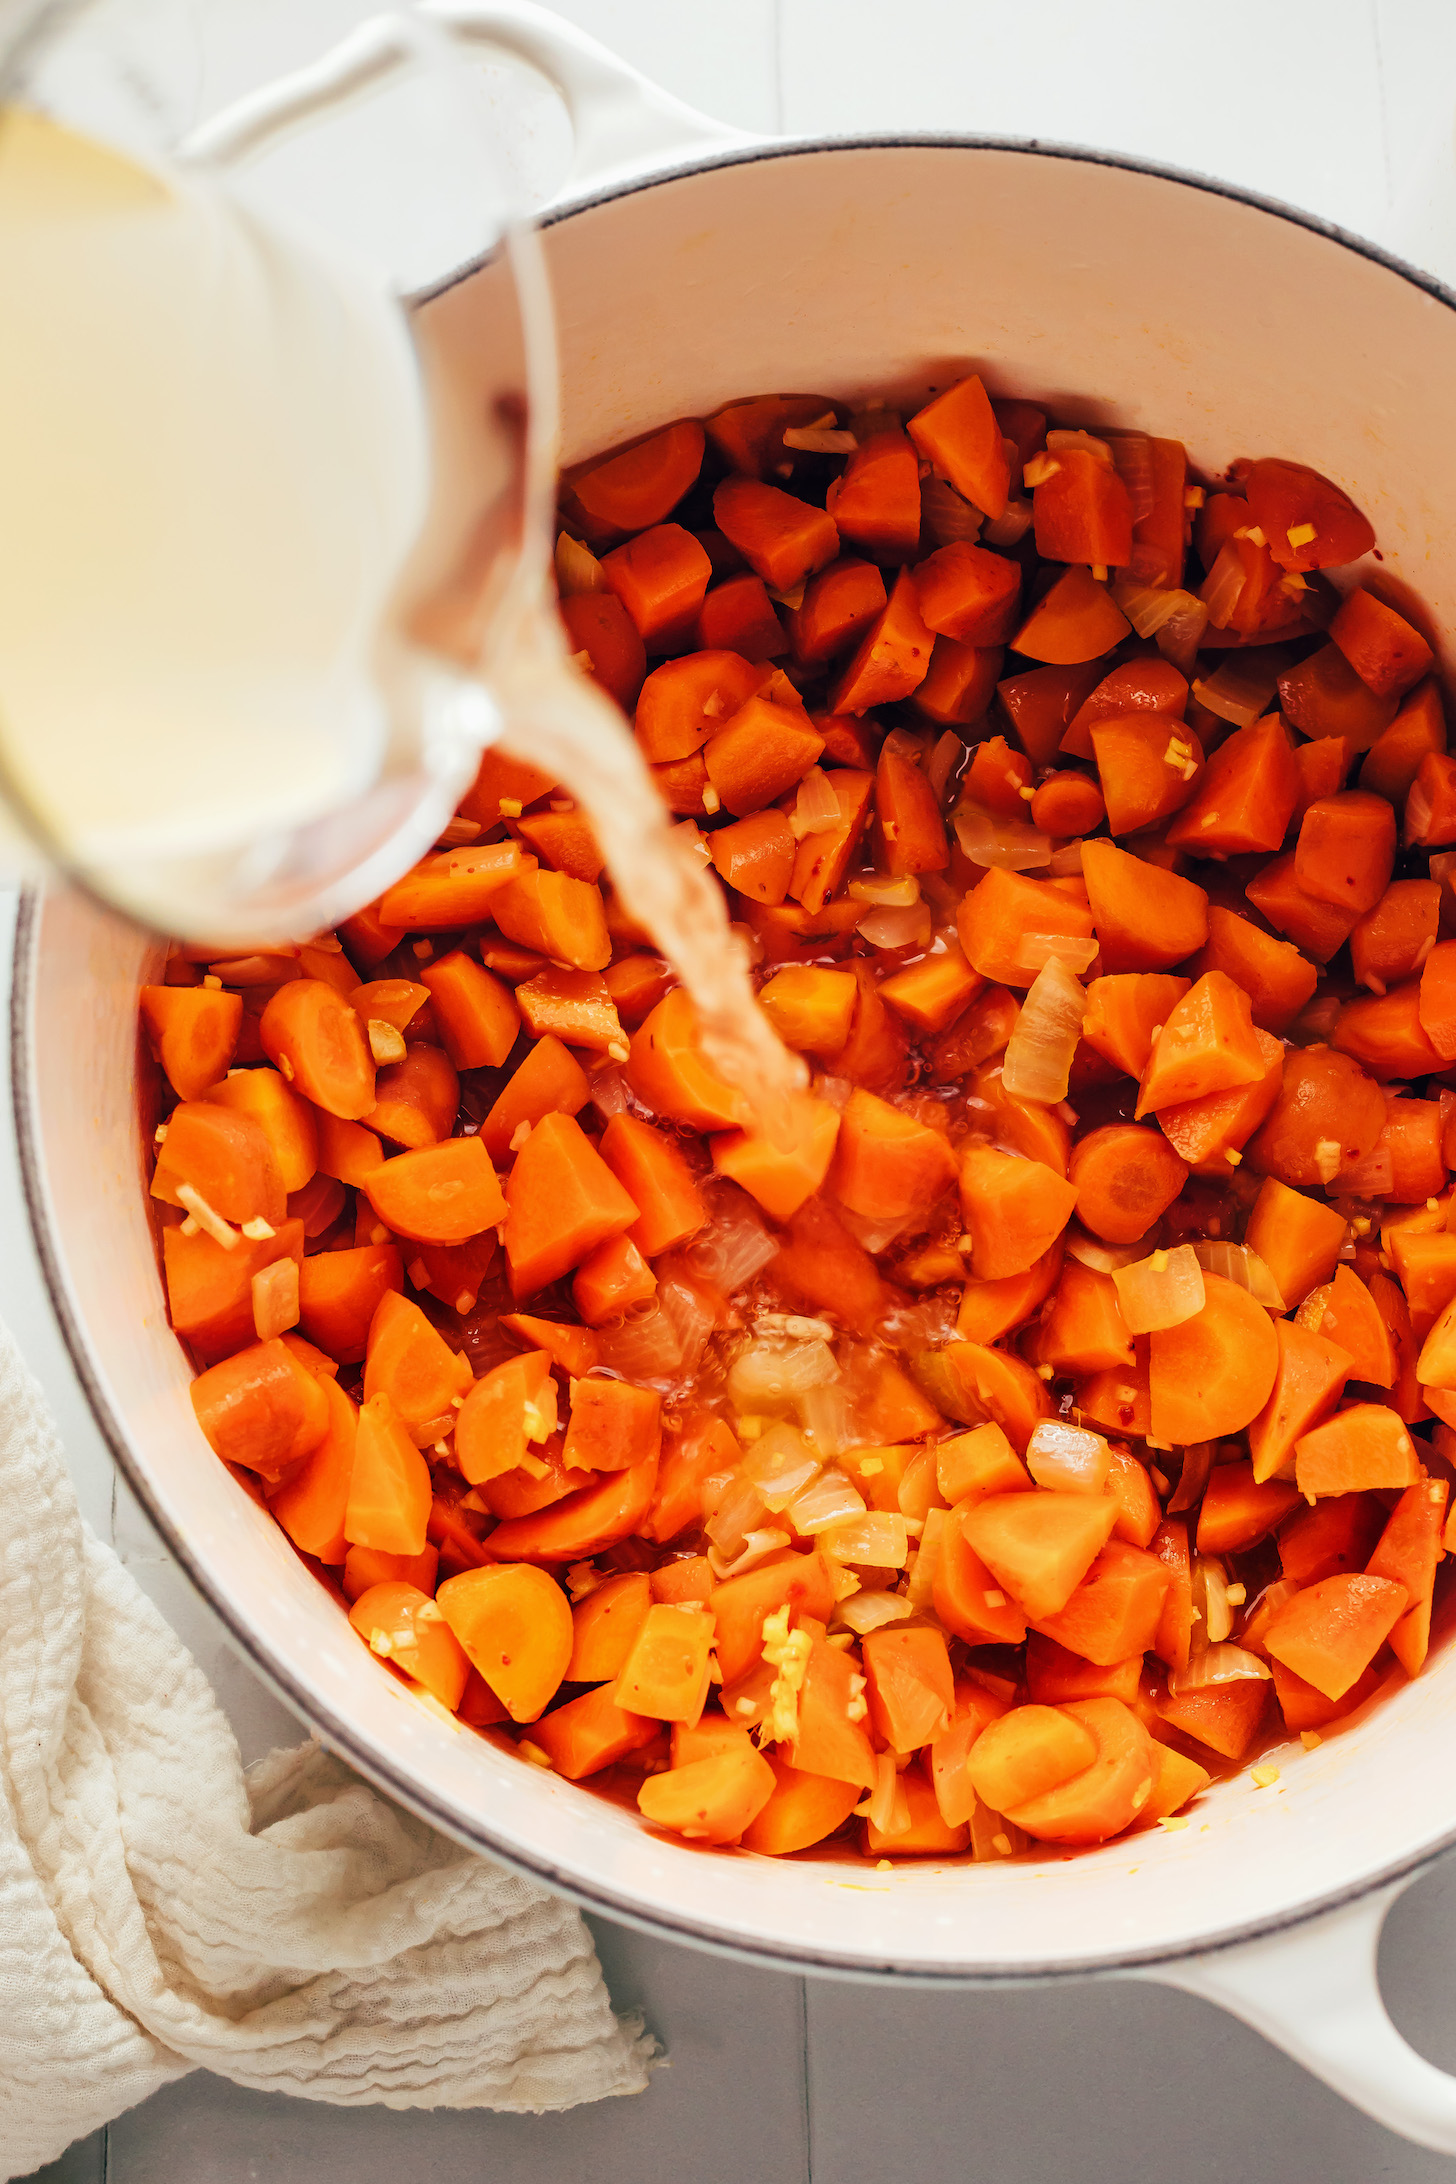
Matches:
[14,3,1456,2175]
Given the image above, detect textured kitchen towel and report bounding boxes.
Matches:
[0,1323,654,2180]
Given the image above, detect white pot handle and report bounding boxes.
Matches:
[181,0,747,201]
[1139,1876,1456,2152]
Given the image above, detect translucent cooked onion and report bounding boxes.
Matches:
[589,1065,628,1118]
[1193,1553,1234,1645]
[1026,1419,1111,1494]
[1192,654,1281,729]
[982,498,1034,548]
[1171,1643,1271,1694]
[708,1528,792,1581]
[781,424,857,453]
[797,1380,855,1455]
[1113,1244,1207,1334]
[554,529,606,596]
[791,766,841,839]
[848,873,921,907]
[835,1591,915,1635]
[1108,431,1155,522]
[1046,427,1114,463]
[904,1506,950,1611]
[1155,595,1209,677]
[1047,840,1085,877]
[728,1337,840,1411]
[1167,1440,1215,1514]
[1335,1142,1395,1198]
[657,1269,715,1378]
[1198,540,1248,632]
[1001,956,1086,1104]
[705,1471,771,1556]
[1110,576,1193,638]
[1190,1240,1286,1309]
[741,1422,822,1510]
[953,803,1051,870]
[1014,931,1099,976]
[595,1302,683,1382]
[867,1751,911,1836]
[928,731,964,802]
[786,1469,867,1535]
[682,1186,779,1293]
[820,1511,910,1568]
[858,901,934,951]
[922,475,984,546]
[1065,1226,1152,1273]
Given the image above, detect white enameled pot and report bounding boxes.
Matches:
[15,4,1456,2149]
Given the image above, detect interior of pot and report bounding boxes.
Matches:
[19,142,1456,1977]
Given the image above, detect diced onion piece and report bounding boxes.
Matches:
[1025,1419,1111,1494]
[657,1269,714,1378]
[705,1472,771,1556]
[969,1799,1027,1861]
[595,1302,684,1383]
[782,425,858,453]
[858,902,934,951]
[555,529,607,596]
[927,731,964,803]
[1013,931,1099,976]
[848,873,921,908]
[904,1506,951,1611]
[1110,577,1193,638]
[1192,655,1281,729]
[821,1511,910,1568]
[835,1591,916,1635]
[1198,542,1247,632]
[589,1064,628,1118]
[681,1186,779,1293]
[1335,1143,1395,1198]
[1193,1554,1234,1645]
[1430,850,1456,899]
[728,1338,840,1412]
[708,1529,793,1582]
[1167,1440,1215,1516]
[1112,1244,1207,1335]
[797,1379,855,1455]
[1046,427,1114,464]
[1065,1227,1154,1273]
[1001,956,1086,1105]
[1107,431,1155,522]
[251,1257,299,1342]
[1154,594,1209,677]
[867,1750,912,1836]
[953,803,1052,871]
[787,1469,867,1535]
[741,1422,822,1510]
[175,1183,239,1251]
[1190,1240,1286,1310]
[1170,1643,1271,1695]
[791,766,842,839]
[922,475,984,547]
[1047,840,1085,877]
[982,498,1034,548]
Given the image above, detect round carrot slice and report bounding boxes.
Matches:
[1002,1697,1156,1845]
[1148,1273,1280,1442]
[436,1563,573,1723]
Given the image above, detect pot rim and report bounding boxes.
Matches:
[19,131,1456,1980]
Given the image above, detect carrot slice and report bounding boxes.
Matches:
[152,1100,285,1226]
[363,1136,506,1246]
[998,1697,1155,1845]
[1134,970,1265,1115]
[1248,1319,1352,1483]
[906,374,1010,519]
[1295,1404,1420,1497]
[1265,1572,1407,1700]
[297,1244,402,1365]
[270,1377,358,1564]
[1081,839,1209,973]
[343,1392,432,1554]
[503,1112,639,1297]
[638,1738,777,1844]
[1068,1125,1187,1245]
[531,1685,659,1779]
[260,980,374,1121]
[828,569,936,716]
[349,1579,470,1711]
[419,951,520,1070]
[1148,1274,1280,1442]
[1011,566,1130,664]
[191,1336,329,1478]
[740,1758,862,1856]
[573,419,705,535]
[364,1044,459,1149]
[625,989,751,1132]
[485,1450,660,1563]
[437,1562,573,1722]
[140,984,242,1101]
[362,1289,472,1429]
[862,1626,954,1753]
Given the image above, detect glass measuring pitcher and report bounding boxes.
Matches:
[0,0,555,947]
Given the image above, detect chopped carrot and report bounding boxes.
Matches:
[713,477,838,592]
[825,426,922,560]
[1265,1572,1407,1700]
[862,1625,954,1752]
[362,1289,472,1429]
[1360,677,1446,803]
[260,979,375,1121]
[1165,713,1299,855]
[1068,1125,1188,1245]
[634,649,764,763]
[788,766,876,912]
[1135,969,1266,1115]
[828,568,937,716]
[152,1099,285,1226]
[788,558,887,665]
[961,1492,1118,1622]
[601,522,713,650]
[696,573,786,660]
[191,1336,330,1478]
[1011,566,1131,664]
[1080,839,1209,972]
[1248,1318,1351,1483]
[1245,458,1374,571]
[1329,586,1434,699]
[573,419,705,535]
[418,950,521,1070]
[503,1112,639,1296]
[140,984,242,1101]
[270,1377,359,1564]
[911,541,1021,644]
[363,1136,505,1246]
[560,589,648,711]
[1033,446,1133,568]
[437,1562,573,1722]
[364,1044,459,1149]
[912,636,1003,729]
[638,1736,777,1844]
[906,373,1010,518]
[297,1244,402,1365]
[613,1601,715,1725]
[625,989,751,1132]
[1034,1541,1171,1665]
[875,739,948,875]
[343,1392,432,1554]
[163,1220,305,1365]
[1149,1274,1280,1442]
[1294,789,1397,917]
[957,867,1095,990]
[479,1035,591,1161]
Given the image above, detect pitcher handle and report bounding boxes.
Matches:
[1137,1874,1456,2153]
[181,0,747,199]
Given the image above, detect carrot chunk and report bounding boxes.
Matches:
[911,541,1021,644]
[825,427,922,561]
[1011,566,1130,665]
[788,559,887,666]
[362,1289,472,1429]
[437,1562,573,1722]
[1080,839,1208,973]
[191,1336,329,1477]
[1265,1573,1407,1700]
[906,373,1010,518]
[601,522,713,650]
[1148,1274,1280,1442]
[140,984,242,1101]
[344,1392,432,1554]
[1328,586,1433,698]
[260,980,375,1121]
[1248,1319,1351,1483]
[1165,713,1298,855]
[1135,970,1266,1115]
[829,569,936,715]
[1068,1125,1187,1245]
[379,841,528,930]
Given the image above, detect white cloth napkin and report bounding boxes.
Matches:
[0,1323,655,2180]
